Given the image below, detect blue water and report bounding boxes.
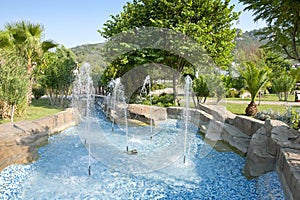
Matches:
[0,111,285,199]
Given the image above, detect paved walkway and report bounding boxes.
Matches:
[206,99,300,107]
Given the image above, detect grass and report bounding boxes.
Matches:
[223,94,300,115]
[224,103,300,115]
[211,93,296,102]
[1,93,299,124]
[0,98,64,124]
[180,93,300,115]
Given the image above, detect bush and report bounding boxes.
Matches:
[151,83,166,90]
[32,86,45,100]
[141,93,174,107]
[255,108,300,130]
[226,88,240,98]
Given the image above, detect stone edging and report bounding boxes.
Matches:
[0,108,78,171]
[127,103,300,200]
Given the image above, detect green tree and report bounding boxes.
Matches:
[239,0,300,62]
[271,72,296,101]
[193,75,210,106]
[100,0,239,103]
[0,21,57,105]
[239,61,271,116]
[0,58,28,122]
[38,46,77,107]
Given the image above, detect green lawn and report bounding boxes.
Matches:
[0,98,64,124]
[212,93,296,102]
[224,103,300,115]
[181,93,300,115]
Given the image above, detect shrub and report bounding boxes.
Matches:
[32,86,45,100]
[255,108,300,130]
[141,93,174,107]
[226,88,240,98]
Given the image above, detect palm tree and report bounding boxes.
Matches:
[0,21,57,105]
[239,61,271,116]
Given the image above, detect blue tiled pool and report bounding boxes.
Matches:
[0,113,285,199]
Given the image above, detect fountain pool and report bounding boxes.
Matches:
[0,108,285,199]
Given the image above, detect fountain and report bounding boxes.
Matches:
[109,78,129,152]
[72,63,95,176]
[0,72,286,199]
[108,79,117,132]
[140,75,153,139]
[183,75,192,163]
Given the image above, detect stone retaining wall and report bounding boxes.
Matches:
[5,99,296,199]
[128,103,300,199]
[0,108,77,171]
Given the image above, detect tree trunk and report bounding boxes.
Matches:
[196,96,200,109]
[27,60,33,105]
[276,92,282,101]
[192,92,197,108]
[0,100,10,119]
[284,91,289,101]
[245,101,258,116]
[60,88,65,107]
[172,74,177,105]
[27,77,34,105]
[10,104,15,123]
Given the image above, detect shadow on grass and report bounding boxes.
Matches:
[0,98,65,124]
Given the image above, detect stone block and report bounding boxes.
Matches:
[167,106,183,119]
[128,104,167,125]
[233,115,264,136]
[264,119,288,137]
[0,109,77,172]
[33,115,56,132]
[13,121,44,135]
[243,127,276,177]
[225,111,236,125]
[222,123,251,155]
[277,148,300,200]
[204,120,223,141]
[198,104,227,122]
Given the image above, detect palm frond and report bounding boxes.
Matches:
[239,61,271,102]
[42,40,57,52]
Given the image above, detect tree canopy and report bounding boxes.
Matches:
[100,0,240,74]
[0,21,57,105]
[239,0,300,62]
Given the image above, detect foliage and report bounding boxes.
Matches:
[71,43,106,84]
[0,21,56,106]
[101,0,239,66]
[255,108,300,130]
[239,61,271,116]
[0,58,28,121]
[151,83,166,91]
[99,0,239,103]
[271,71,296,101]
[0,98,63,124]
[38,45,77,107]
[222,75,245,91]
[32,84,45,100]
[239,61,271,102]
[141,93,174,107]
[291,67,300,83]
[239,0,300,62]
[193,75,209,105]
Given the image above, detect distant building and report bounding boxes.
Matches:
[292,63,300,69]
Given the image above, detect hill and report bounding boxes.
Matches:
[71,29,263,82]
[71,43,106,83]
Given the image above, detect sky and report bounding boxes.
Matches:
[0,0,266,48]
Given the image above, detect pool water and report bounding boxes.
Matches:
[0,112,285,199]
